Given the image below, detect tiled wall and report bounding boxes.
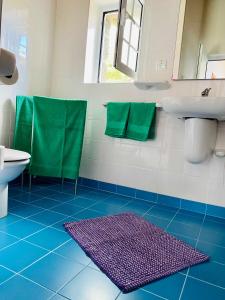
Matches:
[0,0,56,147]
[50,0,225,208]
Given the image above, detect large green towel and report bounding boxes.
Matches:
[126,103,156,141]
[30,96,87,179]
[105,102,130,137]
[13,96,33,154]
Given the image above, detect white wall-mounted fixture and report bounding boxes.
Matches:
[214,149,225,158]
[0,0,18,85]
[134,81,170,90]
[161,96,225,164]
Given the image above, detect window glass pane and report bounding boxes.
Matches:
[124,18,131,42]
[206,60,225,79]
[130,22,139,50]
[128,47,137,70]
[126,0,134,16]
[121,40,129,64]
[133,0,142,25]
[99,11,131,83]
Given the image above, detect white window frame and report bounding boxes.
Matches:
[114,0,144,78]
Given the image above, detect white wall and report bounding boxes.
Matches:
[51,0,225,208]
[0,0,56,147]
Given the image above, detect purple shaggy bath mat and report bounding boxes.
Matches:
[64,213,209,293]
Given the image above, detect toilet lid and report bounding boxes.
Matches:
[4,148,31,162]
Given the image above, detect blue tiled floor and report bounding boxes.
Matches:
[0,182,225,299]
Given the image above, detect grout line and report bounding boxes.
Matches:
[178,213,207,300]
[187,275,225,291]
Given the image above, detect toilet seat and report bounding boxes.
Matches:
[4,148,31,162]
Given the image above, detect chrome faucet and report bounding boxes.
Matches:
[201,88,211,97]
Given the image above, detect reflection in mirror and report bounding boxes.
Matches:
[173,0,225,80]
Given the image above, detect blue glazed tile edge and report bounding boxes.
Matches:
[78,177,225,220]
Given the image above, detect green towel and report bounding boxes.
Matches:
[105,102,130,137]
[126,103,156,141]
[13,96,33,154]
[30,96,87,179]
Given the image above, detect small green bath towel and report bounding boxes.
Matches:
[126,102,156,141]
[105,102,130,138]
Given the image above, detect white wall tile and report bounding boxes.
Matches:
[50,0,225,207]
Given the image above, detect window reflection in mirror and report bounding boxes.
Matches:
[173,0,225,80]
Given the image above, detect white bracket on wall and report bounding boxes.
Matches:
[134,81,170,90]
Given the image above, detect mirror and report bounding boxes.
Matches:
[173,0,225,80]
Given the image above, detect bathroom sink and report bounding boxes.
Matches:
[161,97,225,120]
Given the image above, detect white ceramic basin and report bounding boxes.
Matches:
[161,97,225,120]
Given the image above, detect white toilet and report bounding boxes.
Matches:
[0,146,31,218]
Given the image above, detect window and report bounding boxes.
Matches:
[98,10,131,83]
[84,0,144,83]
[115,0,143,78]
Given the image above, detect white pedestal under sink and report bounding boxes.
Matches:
[161,96,225,163]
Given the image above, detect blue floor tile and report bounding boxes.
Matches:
[172,233,197,248]
[143,214,171,229]
[47,192,76,202]
[50,203,83,216]
[189,260,225,288]
[11,192,44,203]
[0,266,14,284]
[59,267,120,300]
[2,219,45,239]
[90,201,127,215]
[117,289,163,300]
[103,194,132,206]
[199,219,225,247]
[181,277,225,300]
[148,205,178,220]
[50,294,68,300]
[26,227,70,251]
[196,241,225,264]
[143,273,186,300]
[122,200,154,215]
[9,203,44,218]
[0,214,22,231]
[22,253,85,292]
[55,239,91,265]
[74,209,106,220]
[173,210,204,226]
[32,198,61,209]
[28,210,67,226]
[0,232,18,250]
[0,241,47,272]
[167,220,201,239]
[0,275,54,300]
[66,196,98,208]
[51,216,79,232]
[5,184,225,300]
[85,190,112,201]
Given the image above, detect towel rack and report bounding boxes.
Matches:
[103,103,163,109]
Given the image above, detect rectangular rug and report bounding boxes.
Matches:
[64,213,209,293]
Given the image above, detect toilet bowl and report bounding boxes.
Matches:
[0,147,31,218]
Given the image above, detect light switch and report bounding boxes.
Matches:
[156,60,167,71]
